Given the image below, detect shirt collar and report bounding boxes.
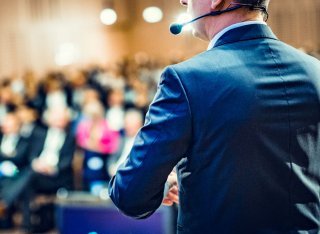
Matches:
[207,21,267,50]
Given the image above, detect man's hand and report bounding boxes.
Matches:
[31,158,57,176]
[162,171,179,206]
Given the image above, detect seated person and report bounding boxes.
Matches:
[76,100,119,192]
[4,106,75,231]
[0,112,30,228]
[16,102,45,140]
[108,109,144,176]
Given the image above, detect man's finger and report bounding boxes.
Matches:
[170,185,179,195]
[162,198,173,206]
[167,191,179,204]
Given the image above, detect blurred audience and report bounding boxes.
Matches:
[68,70,89,114]
[76,100,119,191]
[16,103,44,139]
[0,112,29,174]
[22,71,39,103]
[108,108,144,177]
[0,80,18,125]
[0,55,171,230]
[19,106,75,231]
[0,112,30,229]
[106,89,126,131]
[33,72,72,115]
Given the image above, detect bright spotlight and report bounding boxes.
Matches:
[143,6,163,23]
[177,13,192,31]
[100,8,117,25]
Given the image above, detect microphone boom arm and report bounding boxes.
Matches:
[170,5,243,35]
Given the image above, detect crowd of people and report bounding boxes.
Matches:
[0,56,166,231]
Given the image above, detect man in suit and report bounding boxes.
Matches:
[26,106,75,191]
[0,112,30,228]
[109,0,320,233]
[2,107,75,231]
[16,102,45,141]
[0,112,30,172]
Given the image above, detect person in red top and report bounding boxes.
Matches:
[76,100,119,191]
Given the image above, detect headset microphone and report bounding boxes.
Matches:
[170,5,243,35]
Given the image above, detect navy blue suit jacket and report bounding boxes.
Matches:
[109,24,320,233]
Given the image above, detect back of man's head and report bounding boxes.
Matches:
[235,0,270,9]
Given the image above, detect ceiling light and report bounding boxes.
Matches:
[100,8,117,25]
[143,6,163,23]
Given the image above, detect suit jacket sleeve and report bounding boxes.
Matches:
[108,66,192,219]
[8,137,30,169]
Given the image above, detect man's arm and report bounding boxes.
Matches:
[108,66,192,219]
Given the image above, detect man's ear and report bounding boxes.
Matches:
[211,0,227,11]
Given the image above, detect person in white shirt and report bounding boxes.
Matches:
[0,112,30,229]
[4,107,75,232]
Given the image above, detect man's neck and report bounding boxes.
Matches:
[207,20,267,50]
[206,13,264,41]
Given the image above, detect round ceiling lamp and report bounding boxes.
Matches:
[100,8,117,25]
[143,6,163,23]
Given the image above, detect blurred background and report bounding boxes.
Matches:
[0,0,319,77]
[0,0,319,233]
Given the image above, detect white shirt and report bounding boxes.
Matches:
[0,134,19,157]
[116,137,135,168]
[106,106,125,131]
[108,137,135,175]
[207,21,267,50]
[39,127,66,167]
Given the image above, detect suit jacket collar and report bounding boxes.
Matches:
[214,24,278,48]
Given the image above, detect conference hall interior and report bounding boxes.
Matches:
[0,0,319,233]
